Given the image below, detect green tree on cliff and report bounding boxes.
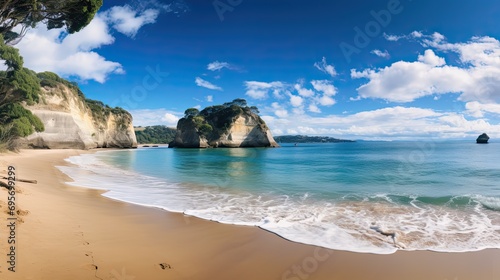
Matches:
[184,108,200,118]
[0,34,40,106]
[0,0,103,43]
[0,34,44,150]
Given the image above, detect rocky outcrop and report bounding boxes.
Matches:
[169,101,278,148]
[476,133,490,144]
[22,83,137,149]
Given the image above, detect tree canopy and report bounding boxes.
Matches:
[0,0,103,43]
[0,34,40,106]
[0,33,44,148]
[184,108,200,118]
[135,126,177,144]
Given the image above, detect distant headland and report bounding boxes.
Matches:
[274,135,355,143]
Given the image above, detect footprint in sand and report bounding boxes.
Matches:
[16,209,29,216]
[159,263,172,270]
[82,264,98,270]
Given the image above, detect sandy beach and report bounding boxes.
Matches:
[0,149,499,280]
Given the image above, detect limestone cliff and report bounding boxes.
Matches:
[169,100,278,148]
[22,81,137,149]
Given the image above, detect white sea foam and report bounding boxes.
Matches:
[58,152,500,254]
[473,195,500,211]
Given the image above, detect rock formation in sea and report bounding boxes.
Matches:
[476,133,490,144]
[169,99,279,148]
[21,74,137,149]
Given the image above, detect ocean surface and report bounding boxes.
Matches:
[58,141,500,254]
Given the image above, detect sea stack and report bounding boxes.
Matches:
[476,133,490,144]
[169,99,279,148]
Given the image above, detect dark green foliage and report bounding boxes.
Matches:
[0,33,44,147]
[0,35,41,105]
[0,39,23,70]
[198,103,245,133]
[198,123,213,137]
[0,125,15,151]
[274,135,355,143]
[135,126,177,144]
[223,98,247,107]
[179,98,261,141]
[0,103,44,137]
[193,115,205,126]
[184,108,200,118]
[37,71,63,83]
[85,99,109,123]
[38,71,85,98]
[10,67,41,104]
[84,98,131,126]
[249,106,259,114]
[0,0,103,44]
[48,0,103,34]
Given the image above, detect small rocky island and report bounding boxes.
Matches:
[169,99,279,148]
[476,133,490,144]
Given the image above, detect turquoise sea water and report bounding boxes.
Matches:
[58,141,500,254]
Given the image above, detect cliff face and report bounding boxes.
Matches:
[169,103,278,148]
[215,115,278,148]
[171,118,210,148]
[22,83,137,149]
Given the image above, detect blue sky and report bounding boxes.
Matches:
[14,0,500,140]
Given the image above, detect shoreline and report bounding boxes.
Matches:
[0,149,499,279]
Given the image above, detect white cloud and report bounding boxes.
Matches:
[431,32,446,43]
[207,61,233,71]
[371,49,390,58]
[384,31,423,42]
[351,50,468,102]
[417,49,446,66]
[311,80,337,96]
[104,5,159,37]
[130,109,181,127]
[271,102,288,118]
[247,79,339,119]
[294,83,315,97]
[206,95,214,102]
[15,15,123,83]
[355,34,500,104]
[13,4,179,83]
[314,57,337,77]
[195,77,223,91]
[383,33,404,41]
[316,95,336,106]
[308,104,321,113]
[162,113,180,126]
[245,81,285,100]
[292,107,305,115]
[273,89,286,99]
[263,106,500,140]
[411,31,423,38]
[466,101,500,118]
[289,94,303,107]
